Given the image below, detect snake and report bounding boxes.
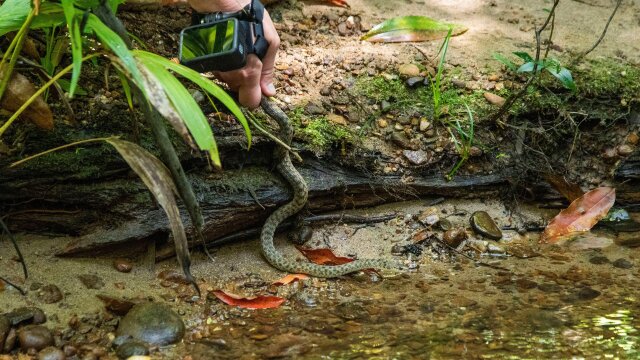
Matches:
[260,97,403,277]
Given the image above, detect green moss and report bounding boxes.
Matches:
[283,106,353,154]
[577,58,640,101]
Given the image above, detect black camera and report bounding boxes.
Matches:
[178,0,269,73]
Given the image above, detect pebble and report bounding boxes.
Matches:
[612,258,633,269]
[451,79,466,89]
[417,207,439,226]
[377,118,388,128]
[419,118,431,132]
[78,274,105,290]
[116,302,185,346]
[627,132,639,145]
[38,285,63,304]
[397,63,420,77]
[304,102,325,115]
[617,144,634,156]
[483,92,506,106]
[18,325,54,351]
[470,211,503,240]
[406,76,424,88]
[403,150,430,165]
[327,113,348,126]
[6,307,46,325]
[114,259,133,273]
[589,256,609,265]
[443,228,468,247]
[38,346,66,360]
[116,340,150,360]
[391,131,416,150]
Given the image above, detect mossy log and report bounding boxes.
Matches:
[2,138,638,260]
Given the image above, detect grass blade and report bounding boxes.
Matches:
[61,0,82,97]
[361,15,467,43]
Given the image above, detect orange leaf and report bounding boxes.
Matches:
[273,274,308,286]
[295,246,355,265]
[325,0,348,7]
[540,187,616,244]
[211,290,285,309]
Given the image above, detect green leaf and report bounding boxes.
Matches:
[513,51,534,63]
[0,0,31,37]
[104,138,195,288]
[492,52,517,72]
[137,59,220,166]
[61,0,82,97]
[517,61,545,73]
[133,50,251,147]
[361,15,467,43]
[546,66,576,91]
[85,13,144,90]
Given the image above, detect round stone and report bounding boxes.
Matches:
[18,325,54,351]
[38,346,66,360]
[470,211,503,240]
[116,303,185,346]
[116,340,150,360]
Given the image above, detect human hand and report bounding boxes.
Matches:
[186,0,280,109]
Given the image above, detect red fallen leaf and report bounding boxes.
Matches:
[295,246,354,265]
[0,71,53,130]
[540,187,616,244]
[212,290,285,309]
[325,0,349,7]
[273,274,308,285]
[543,174,584,202]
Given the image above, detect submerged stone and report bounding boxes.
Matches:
[116,340,150,360]
[116,303,185,346]
[470,211,502,240]
[18,325,54,351]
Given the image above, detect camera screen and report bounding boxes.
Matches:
[180,20,235,60]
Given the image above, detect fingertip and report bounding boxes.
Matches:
[262,82,276,97]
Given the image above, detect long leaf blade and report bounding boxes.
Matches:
[133,50,251,146]
[104,138,195,286]
[61,0,82,97]
[361,15,467,43]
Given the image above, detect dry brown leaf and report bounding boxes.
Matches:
[540,187,616,244]
[0,71,53,130]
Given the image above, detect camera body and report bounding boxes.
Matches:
[178,1,268,73]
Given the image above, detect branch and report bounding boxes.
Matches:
[489,0,560,123]
[572,0,623,65]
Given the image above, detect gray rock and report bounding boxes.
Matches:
[304,102,326,115]
[406,76,425,88]
[18,325,54,351]
[403,150,429,165]
[116,340,150,360]
[470,211,503,240]
[391,131,416,150]
[116,303,185,346]
[5,307,46,325]
[612,258,633,269]
[589,256,609,265]
[38,346,66,360]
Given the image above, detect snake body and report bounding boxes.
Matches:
[260,98,402,277]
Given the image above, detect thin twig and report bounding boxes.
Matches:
[573,0,623,65]
[0,219,28,279]
[0,276,26,295]
[489,0,560,123]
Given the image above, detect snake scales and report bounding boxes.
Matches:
[260,97,403,277]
